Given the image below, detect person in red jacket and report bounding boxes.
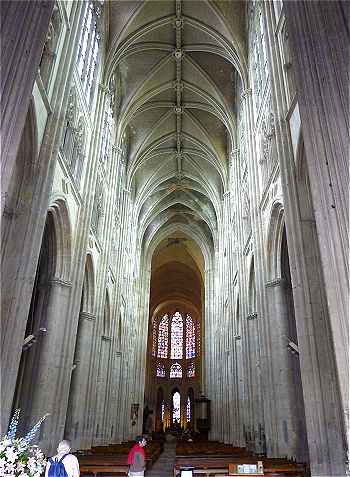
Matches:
[127,435,147,477]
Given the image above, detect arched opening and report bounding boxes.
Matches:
[145,232,204,435]
[12,212,56,433]
[279,227,309,461]
[186,387,195,428]
[172,389,181,427]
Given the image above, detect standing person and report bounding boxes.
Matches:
[127,435,147,477]
[45,440,80,477]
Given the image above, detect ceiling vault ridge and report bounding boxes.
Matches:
[175,0,183,175]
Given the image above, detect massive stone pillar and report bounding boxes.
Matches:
[65,312,96,449]
[0,1,54,209]
[283,1,349,421]
[265,279,308,461]
[30,279,72,454]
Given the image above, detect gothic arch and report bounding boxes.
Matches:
[266,201,285,281]
[47,198,72,282]
[81,254,96,315]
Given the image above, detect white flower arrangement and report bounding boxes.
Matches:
[0,409,49,477]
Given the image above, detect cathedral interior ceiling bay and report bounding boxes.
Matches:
[104,0,247,277]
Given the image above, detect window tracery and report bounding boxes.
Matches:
[186,396,191,422]
[156,362,165,378]
[76,2,102,105]
[170,363,182,379]
[91,174,104,237]
[154,311,200,379]
[186,314,195,358]
[171,312,183,359]
[172,392,180,423]
[161,400,165,422]
[61,88,86,187]
[99,94,113,172]
[187,362,195,378]
[39,5,61,89]
[157,315,169,358]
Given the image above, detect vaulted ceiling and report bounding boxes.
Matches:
[104,0,247,308]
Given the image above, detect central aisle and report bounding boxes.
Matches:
[146,440,176,477]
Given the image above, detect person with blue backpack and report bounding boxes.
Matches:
[45,440,80,477]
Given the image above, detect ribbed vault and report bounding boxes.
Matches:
[104,0,247,260]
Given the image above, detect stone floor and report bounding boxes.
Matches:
[145,441,176,477]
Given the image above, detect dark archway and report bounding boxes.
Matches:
[12,212,56,433]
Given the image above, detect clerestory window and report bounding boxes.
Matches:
[76,2,102,106]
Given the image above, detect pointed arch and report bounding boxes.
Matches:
[48,198,72,282]
[266,201,285,281]
[81,254,95,315]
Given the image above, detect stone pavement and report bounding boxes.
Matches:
[145,441,176,477]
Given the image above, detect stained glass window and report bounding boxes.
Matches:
[76,2,101,105]
[170,363,182,379]
[171,312,183,359]
[172,392,180,423]
[156,362,165,378]
[186,396,191,422]
[186,314,195,358]
[152,320,157,356]
[161,400,165,422]
[157,314,169,358]
[187,362,195,378]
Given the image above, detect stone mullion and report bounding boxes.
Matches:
[262,2,347,473]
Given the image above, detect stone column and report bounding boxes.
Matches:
[265,279,308,461]
[283,0,349,416]
[1,1,54,209]
[241,88,268,454]
[65,312,96,449]
[26,279,72,454]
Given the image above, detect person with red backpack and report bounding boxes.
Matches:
[127,435,147,477]
[45,440,80,477]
